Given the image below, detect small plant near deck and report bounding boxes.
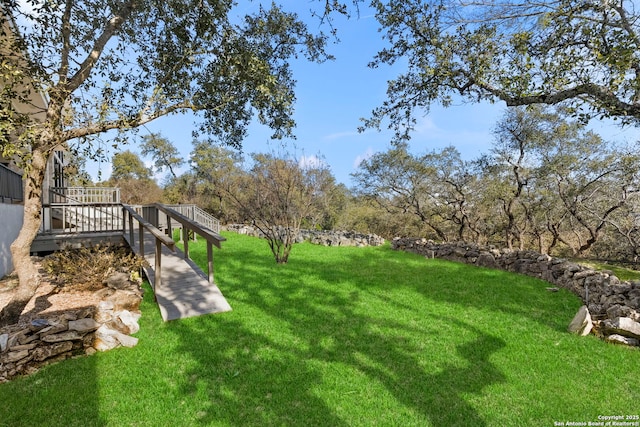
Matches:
[43,245,147,291]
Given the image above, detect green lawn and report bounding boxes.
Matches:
[575,259,640,281]
[0,232,637,426]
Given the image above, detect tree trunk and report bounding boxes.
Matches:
[0,149,47,327]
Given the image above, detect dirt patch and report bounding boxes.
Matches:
[0,260,106,328]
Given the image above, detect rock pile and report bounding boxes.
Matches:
[224,224,385,247]
[392,238,640,347]
[0,272,144,382]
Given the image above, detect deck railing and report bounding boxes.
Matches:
[122,205,175,290]
[49,187,120,204]
[163,204,221,233]
[0,163,23,203]
[41,203,124,233]
[154,203,226,284]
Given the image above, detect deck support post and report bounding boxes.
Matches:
[183,227,190,259]
[155,238,162,290]
[139,223,145,256]
[128,212,134,244]
[207,241,214,284]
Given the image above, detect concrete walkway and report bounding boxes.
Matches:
[125,230,232,321]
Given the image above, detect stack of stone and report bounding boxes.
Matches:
[297,229,385,247]
[0,271,144,382]
[224,224,385,247]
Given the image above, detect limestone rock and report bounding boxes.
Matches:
[60,312,78,322]
[40,331,83,343]
[98,300,115,311]
[103,271,132,290]
[106,317,129,335]
[68,318,101,334]
[38,323,68,338]
[29,319,51,332]
[32,342,73,362]
[114,332,138,348]
[39,352,72,367]
[15,353,34,367]
[602,317,640,339]
[94,325,139,350]
[568,305,593,336]
[1,349,29,363]
[8,343,38,352]
[117,310,140,335]
[93,326,120,352]
[94,287,114,299]
[106,290,142,312]
[94,300,116,323]
[476,253,497,268]
[605,334,639,346]
[0,334,8,352]
[8,329,29,347]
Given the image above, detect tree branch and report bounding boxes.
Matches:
[65,0,135,94]
[58,0,73,85]
[475,80,640,119]
[61,100,198,140]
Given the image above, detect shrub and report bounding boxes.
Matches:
[42,245,147,290]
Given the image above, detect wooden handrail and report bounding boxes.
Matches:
[153,203,225,248]
[153,203,225,284]
[123,205,175,249]
[163,204,221,233]
[122,205,175,291]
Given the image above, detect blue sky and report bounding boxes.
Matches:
[87,3,640,187]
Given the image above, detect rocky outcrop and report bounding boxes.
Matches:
[224,224,385,247]
[0,276,144,383]
[392,238,640,347]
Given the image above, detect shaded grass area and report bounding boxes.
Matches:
[0,232,637,426]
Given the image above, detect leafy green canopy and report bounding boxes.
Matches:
[110,150,151,181]
[365,0,640,142]
[0,0,339,156]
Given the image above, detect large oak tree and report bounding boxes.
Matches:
[364,0,640,141]
[0,0,346,326]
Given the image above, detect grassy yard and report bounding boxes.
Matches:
[574,259,640,282]
[0,232,638,426]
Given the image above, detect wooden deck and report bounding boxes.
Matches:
[32,231,125,253]
[125,230,232,321]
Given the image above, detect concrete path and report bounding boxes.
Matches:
[125,230,232,321]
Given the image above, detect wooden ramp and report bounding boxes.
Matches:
[125,230,232,321]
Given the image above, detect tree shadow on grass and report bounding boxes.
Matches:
[165,241,514,425]
[309,247,580,334]
[168,313,506,425]
[0,345,104,427]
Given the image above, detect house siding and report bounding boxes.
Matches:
[0,203,23,278]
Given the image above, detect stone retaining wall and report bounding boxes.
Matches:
[0,272,144,382]
[224,224,385,247]
[392,238,640,347]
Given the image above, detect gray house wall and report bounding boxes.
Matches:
[0,203,23,278]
